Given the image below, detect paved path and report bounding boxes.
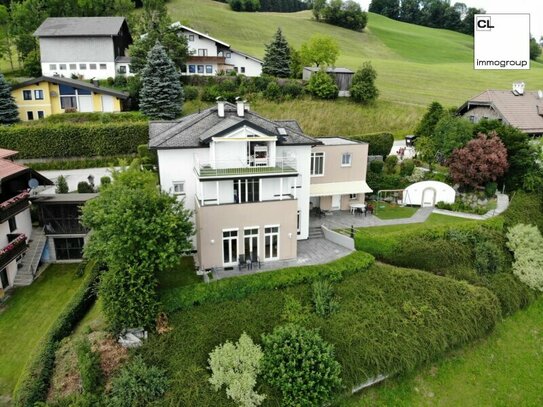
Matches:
[433,193,509,220]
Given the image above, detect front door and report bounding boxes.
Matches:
[0,268,9,288]
[331,194,341,210]
[422,188,435,207]
[244,228,259,260]
[222,230,238,266]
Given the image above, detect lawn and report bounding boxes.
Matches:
[372,202,418,219]
[0,264,84,401]
[343,296,543,407]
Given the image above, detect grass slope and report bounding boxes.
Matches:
[168,0,543,106]
[0,264,83,400]
[344,297,543,407]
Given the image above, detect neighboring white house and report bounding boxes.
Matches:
[403,181,456,207]
[34,17,133,80]
[172,23,263,77]
[150,101,370,270]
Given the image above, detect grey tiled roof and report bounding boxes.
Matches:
[149,103,320,149]
[12,76,129,99]
[34,17,126,37]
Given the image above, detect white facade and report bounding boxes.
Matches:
[403,181,456,207]
[0,208,32,290]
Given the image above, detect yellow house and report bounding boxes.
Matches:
[11,76,129,121]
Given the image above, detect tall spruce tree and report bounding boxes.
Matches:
[139,41,183,120]
[262,28,291,78]
[0,73,19,124]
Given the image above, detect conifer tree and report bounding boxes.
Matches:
[139,41,183,120]
[262,28,291,78]
[0,73,19,124]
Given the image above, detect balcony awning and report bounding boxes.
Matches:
[310,181,373,197]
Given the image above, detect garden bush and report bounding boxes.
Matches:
[503,192,543,233]
[0,122,148,159]
[506,224,543,291]
[13,263,100,407]
[384,155,398,174]
[281,79,304,99]
[369,159,384,174]
[108,356,167,407]
[400,159,415,176]
[262,324,342,407]
[76,338,102,394]
[208,333,266,407]
[77,181,95,193]
[485,181,498,197]
[183,85,200,101]
[161,251,374,312]
[351,132,394,156]
[306,70,338,100]
[55,176,69,194]
[366,171,409,192]
[484,272,537,317]
[42,112,145,124]
[312,280,339,317]
[263,81,282,101]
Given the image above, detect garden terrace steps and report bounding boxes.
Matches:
[14,228,46,286]
[308,226,324,239]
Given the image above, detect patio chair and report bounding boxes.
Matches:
[355,207,365,216]
[238,254,247,271]
[250,251,261,269]
[366,204,374,215]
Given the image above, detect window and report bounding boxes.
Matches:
[197,49,208,56]
[310,152,325,176]
[22,90,32,100]
[8,216,17,232]
[118,65,127,74]
[218,51,224,57]
[69,63,76,70]
[59,64,66,70]
[234,67,239,73]
[197,65,204,74]
[26,111,34,120]
[34,90,44,100]
[264,226,279,260]
[54,237,84,260]
[297,211,301,235]
[469,115,475,123]
[188,34,195,41]
[37,111,44,119]
[222,230,238,265]
[189,65,196,74]
[49,64,57,70]
[234,179,260,203]
[60,96,77,109]
[172,181,185,195]
[99,63,107,70]
[341,153,352,167]
[89,63,97,70]
[244,228,259,258]
[226,51,231,58]
[349,194,358,200]
[79,63,87,70]
[205,65,213,74]
[0,268,8,288]
[241,67,246,74]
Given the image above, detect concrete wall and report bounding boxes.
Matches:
[322,225,355,250]
[195,199,298,269]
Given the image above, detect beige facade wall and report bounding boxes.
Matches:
[318,194,366,211]
[462,106,501,123]
[195,199,298,269]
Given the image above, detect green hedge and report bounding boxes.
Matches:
[13,262,100,407]
[161,251,374,312]
[41,112,146,124]
[0,122,148,159]
[351,132,394,157]
[503,191,543,233]
[27,156,134,171]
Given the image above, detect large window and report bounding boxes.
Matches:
[206,65,213,74]
[234,179,260,203]
[310,152,325,176]
[222,229,238,266]
[342,153,352,167]
[23,90,32,100]
[34,90,44,100]
[244,228,259,259]
[264,226,279,260]
[60,96,77,109]
[197,65,204,74]
[54,237,84,260]
[189,65,196,73]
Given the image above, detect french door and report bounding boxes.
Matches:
[244,228,259,259]
[264,226,279,260]
[222,229,238,266]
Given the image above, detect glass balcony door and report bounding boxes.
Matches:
[264,226,279,260]
[244,228,259,259]
[222,229,238,266]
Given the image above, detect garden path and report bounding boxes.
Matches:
[433,193,509,220]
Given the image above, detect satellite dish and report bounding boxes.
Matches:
[28,178,39,189]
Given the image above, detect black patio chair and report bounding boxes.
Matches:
[238,254,247,271]
[355,207,365,216]
[250,251,261,269]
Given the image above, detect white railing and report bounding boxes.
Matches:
[194,155,297,177]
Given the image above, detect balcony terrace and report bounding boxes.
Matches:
[0,233,27,270]
[0,191,30,223]
[194,157,297,178]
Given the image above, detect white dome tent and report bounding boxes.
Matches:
[402,181,455,207]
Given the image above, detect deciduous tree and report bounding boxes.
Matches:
[300,34,339,68]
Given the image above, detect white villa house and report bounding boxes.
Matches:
[172,23,263,77]
[150,101,371,270]
[34,17,133,80]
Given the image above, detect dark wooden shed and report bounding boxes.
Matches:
[302,67,354,97]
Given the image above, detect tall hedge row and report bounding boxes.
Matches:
[13,263,100,407]
[351,132,394,157]
[0,122,148,159]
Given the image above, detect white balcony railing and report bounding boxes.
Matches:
[194,155,297,178]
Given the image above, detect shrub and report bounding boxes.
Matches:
[350,62,379,104]
[208,333,266,407]
[503,192,543,233]
[161,251,374,312]
[100,176,111,187]
[55,176,69,194]
[282,80,303,99]
[281,295,310,325]
[263,81,282,101]
[77,181,95,193]
[0,122,148,159]
[400,159,415,176]
[485,273,537,317]
[474,241,502,275]
[307,70,338,99]
[42,112,145,124]
[312,280,339,317]
[369,159,384,174]
[13,263,100,407]
[108,356,168,407]
[506,224,543,291]
[184,85,199,101]
[366,172,409,192]
[384,155,398,174]
[76,338,102,394]
[485,181,498,197]
[351,132,394,156]
[262,324,342,407]
[113,75,127,87]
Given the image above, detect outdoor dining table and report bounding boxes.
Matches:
[349,203,366,214]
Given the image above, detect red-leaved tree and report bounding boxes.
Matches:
[448,132,509,188]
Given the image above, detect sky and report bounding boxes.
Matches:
[356,0,543,39]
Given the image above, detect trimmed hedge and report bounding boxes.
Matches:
[503,191,543,233]
[0,122,148,159]
[351,132,394,156]
[26,156,134,171]
[13,262,100,407]
[161,251,374,312]
[41,112,146,124]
